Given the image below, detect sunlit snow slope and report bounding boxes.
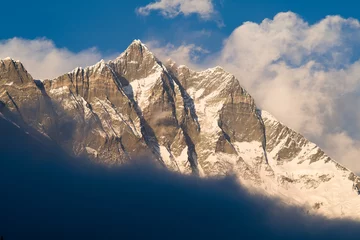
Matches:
[1,40,360,219]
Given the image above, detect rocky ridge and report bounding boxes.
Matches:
[1,40,360,219]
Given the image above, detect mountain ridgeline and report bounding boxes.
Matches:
[1,40,360,219]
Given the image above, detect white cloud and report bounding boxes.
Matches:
[146,41,209,70]
[324,132,360,171]
[136,0,215,20]
[217,12,360,137]
[0,38,104,80]
[217,12,360,172]
[151,12,360,172]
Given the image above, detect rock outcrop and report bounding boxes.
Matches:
[1,40,360,219]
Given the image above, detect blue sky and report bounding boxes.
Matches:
[2,0,360,172]
[2,0,359,54]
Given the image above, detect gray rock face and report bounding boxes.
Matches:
[1,40,360,219]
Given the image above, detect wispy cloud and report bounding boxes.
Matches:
[136,0,222,25]
[146,40,209,70]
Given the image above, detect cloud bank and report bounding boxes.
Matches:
[1,116,360,240]
[218,12,360,172]
[152,12,360,173]
[0,38,103,80]
[136,0,215,19]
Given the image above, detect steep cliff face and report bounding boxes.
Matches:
[0,58,59,139]
[1,40,360,219]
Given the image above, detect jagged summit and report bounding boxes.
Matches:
[0,57,23,65]
[125,39,149,53]
[131,39,144,45]
[0,57,25,71]
[116,39,154,59]
[66,40,227,87]
[62,40,156,80]
[0,57,32,85]
[130,39,146,47]
[1,57,13,61]
[1,40,360,220]
[0,57,22,62]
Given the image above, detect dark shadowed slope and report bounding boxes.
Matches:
[1,115,360,240]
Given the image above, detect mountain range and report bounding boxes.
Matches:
[1,40,360,219]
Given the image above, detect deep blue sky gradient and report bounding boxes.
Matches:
[2,0,360,54]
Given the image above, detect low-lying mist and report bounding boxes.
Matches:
[1,116,360,240]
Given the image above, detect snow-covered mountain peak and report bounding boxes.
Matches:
[0,57,24,66]
[1,40,360,220]
[115,39,156,62]
[131,39,145,46]
[1,57,14,61]
[0,57,33,86]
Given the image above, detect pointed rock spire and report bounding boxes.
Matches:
[123,39,153,59]
[0,57,33,85]
[108,40,163,81]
